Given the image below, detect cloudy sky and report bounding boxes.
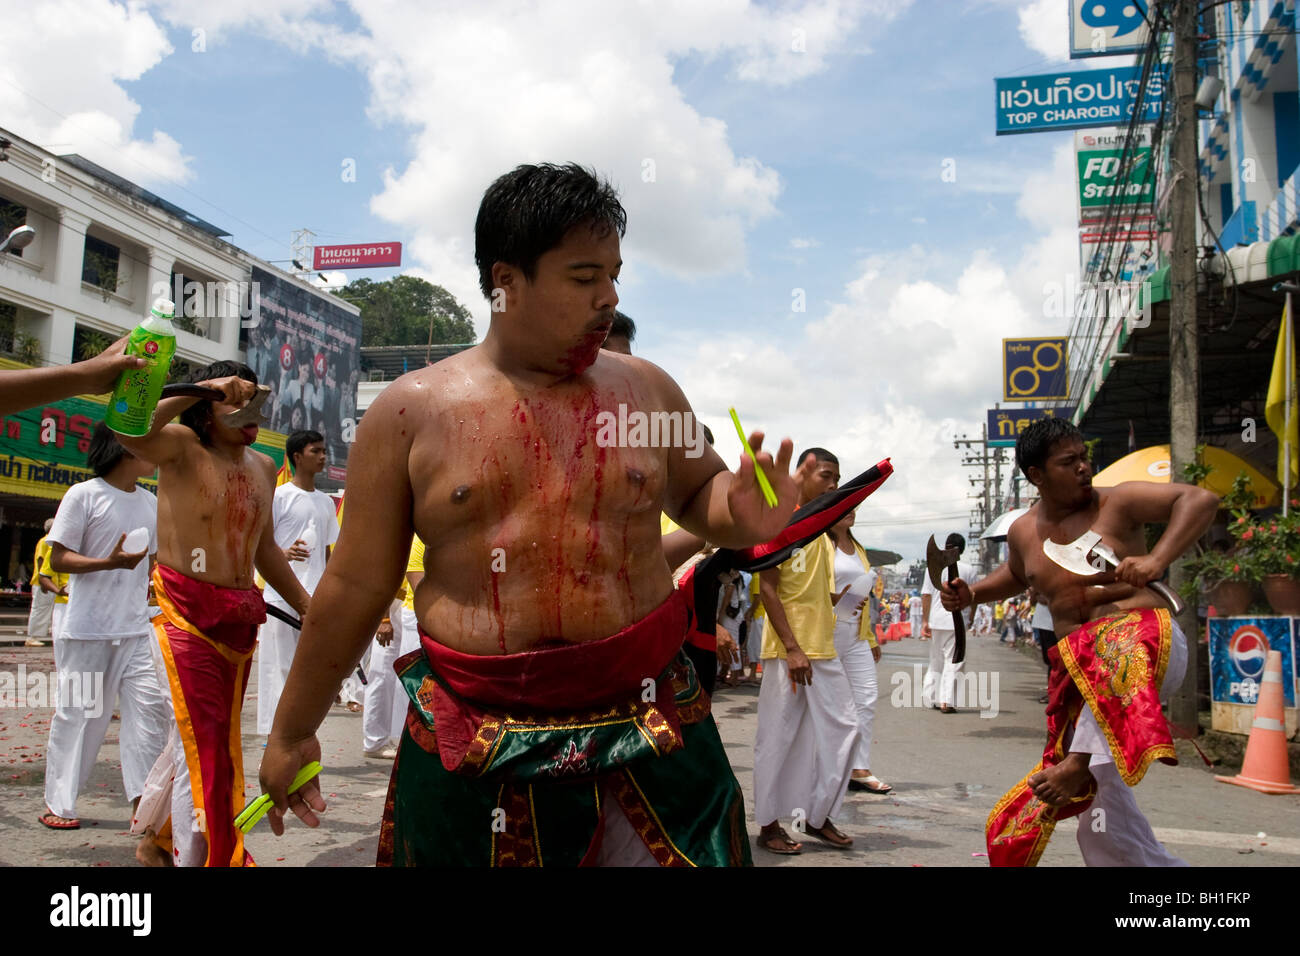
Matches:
[4,0,1117,565]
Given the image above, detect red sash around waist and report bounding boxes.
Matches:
[416,587,690,712]
[154,564,267,654]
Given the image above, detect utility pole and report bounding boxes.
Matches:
[955,424,1005,573]
[1167,0,1200,732]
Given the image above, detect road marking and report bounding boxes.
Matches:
[1153,827,1300,855]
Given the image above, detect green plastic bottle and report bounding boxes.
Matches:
[104,297,178,437]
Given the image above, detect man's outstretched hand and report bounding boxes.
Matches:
[260,733,326,836]
[726,430,796,542]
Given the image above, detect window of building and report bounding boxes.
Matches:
[81,235,122,292]
[1,196,27,258]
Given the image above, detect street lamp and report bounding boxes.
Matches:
[0,225,35,255]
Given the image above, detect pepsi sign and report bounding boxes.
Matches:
[1209,618,1295,708]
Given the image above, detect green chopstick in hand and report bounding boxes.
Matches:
[235,760,323,834]
[728,407,778,508]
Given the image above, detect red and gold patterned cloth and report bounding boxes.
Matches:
[985,607,1177,867]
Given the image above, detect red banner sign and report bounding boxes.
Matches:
[312,242,402,270]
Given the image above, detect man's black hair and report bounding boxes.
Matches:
[474,163,627,299]
[610,310,636,343]
[1015,417,1084,476]
[798,447,839,468]
[286,429,324,469]
[702,422,714,446]
[179,360,258,445]
[945,532,965,555]
[87,420,129,477]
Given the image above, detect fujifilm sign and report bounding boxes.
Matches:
[995,66,1165,135]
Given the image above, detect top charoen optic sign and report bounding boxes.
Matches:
[995,66,1165,136]
[1069,0,1151,58]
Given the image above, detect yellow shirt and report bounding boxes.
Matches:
[34,537,69,604]
[760,535,836,660]
[749,572,764,620]
[401,536,426,612]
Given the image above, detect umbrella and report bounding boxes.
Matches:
[1091,445,1279,507]
[981,507,1030,541]
[864,547,903,566]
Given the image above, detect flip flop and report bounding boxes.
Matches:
[849,775,893,794]
[757,827,803,855]
[38,812,80,830]
[805,820,853,848]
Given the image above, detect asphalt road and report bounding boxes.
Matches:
[2,631,1298,868]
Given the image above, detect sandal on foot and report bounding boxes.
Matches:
[849,775,893,794]
[38,812,80,830]
[805,820,853,848]
[757,827,802,855]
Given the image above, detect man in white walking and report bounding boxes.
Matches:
[40,423,168,833]
[920,533,977,714]
[257,430,339,735]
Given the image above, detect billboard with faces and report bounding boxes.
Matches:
[243,267,362,477]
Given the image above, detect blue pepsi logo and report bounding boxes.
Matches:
[1228,626,1269,680]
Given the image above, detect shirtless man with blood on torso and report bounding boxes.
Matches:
[261,163,799,866]
[117,362,309,866]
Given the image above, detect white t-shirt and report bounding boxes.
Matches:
[46,477,158,640]
[921,559,977,630]
[1032,602,1053,631]
[263,483,340,609]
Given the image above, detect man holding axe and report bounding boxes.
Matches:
[117,361,309,866]
[940,418,1216,867]
[921,532,976,713]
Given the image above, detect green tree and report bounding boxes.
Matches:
[336,275,476,348]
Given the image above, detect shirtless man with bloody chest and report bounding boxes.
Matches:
[116,361,309,866]
[942,418,1217,867]
[261,163,799,866]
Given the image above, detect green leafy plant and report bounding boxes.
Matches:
[1235,510,1300,578]
[1181,443,1213,486]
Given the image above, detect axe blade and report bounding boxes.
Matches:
[1042,530,1105,577]
[221,385,271,427]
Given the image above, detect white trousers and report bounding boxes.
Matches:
[27,588,54,638]
[130,635,209,866]
[922,627,962,707]
[256,614,299,735]
[1071,620,1189,867]
[43,634,169,819]
[591,786,660,866]
[362,600,409,752]
[753,656,858,827]
[832,628,876,770]
[51,603,66,643]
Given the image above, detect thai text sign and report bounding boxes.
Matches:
[987,407,1076,447]
[1003,337,1069,402]
[995,66,1165,135]
[312,243,402,270]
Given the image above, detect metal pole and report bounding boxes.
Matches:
[1167,0,1200,732]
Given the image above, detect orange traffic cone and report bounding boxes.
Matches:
[1215,650,1300,794]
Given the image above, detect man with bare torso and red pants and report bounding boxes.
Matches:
[261,164,800,866]
[942,418,1216,866]
[119,362,309,866]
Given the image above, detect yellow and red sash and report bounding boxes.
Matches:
[985,608,1177,867]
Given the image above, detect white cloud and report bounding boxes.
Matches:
[790,237,821,249]
[319,0,907,313]
[1,0,190,184]
[656,148,1079,560]
[1017,0,1071,62]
